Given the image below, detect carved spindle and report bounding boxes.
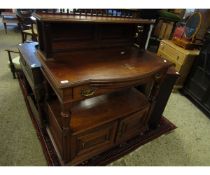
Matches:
[111,10,114,17]
[53,9,56,14]
[61,103,71,131]
[101,9,104,16]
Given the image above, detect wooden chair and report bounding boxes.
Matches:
[16,13,38,42]
[5,48,21,79]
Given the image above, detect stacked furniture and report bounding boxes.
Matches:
[157,40,200,89]
[18,10,178,165]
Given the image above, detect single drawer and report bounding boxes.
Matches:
[73,84,126,101]
[73,76,156,102]
[70,121,117,163]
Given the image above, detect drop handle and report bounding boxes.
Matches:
[81,87,96,97]
[155,73,161,80]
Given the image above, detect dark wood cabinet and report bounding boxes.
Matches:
[182,31,210,118]
[18,11,178,165]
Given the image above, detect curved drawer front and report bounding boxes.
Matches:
[72,76,154,101]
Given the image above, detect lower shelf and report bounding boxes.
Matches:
[47,88,149,134]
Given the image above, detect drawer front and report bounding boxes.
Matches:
[159,42,186,65]
[116,106,149,143]
[73,77,153,101]
[73,85,125,101]
[71,121,117,163]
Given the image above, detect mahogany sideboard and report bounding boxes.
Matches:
[18,11,179,165]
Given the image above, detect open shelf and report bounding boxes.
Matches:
[47,88,149,134]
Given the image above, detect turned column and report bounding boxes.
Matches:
[60,102,71,163]
[148,67,179,129]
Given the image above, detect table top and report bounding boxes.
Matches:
[18,42,40,68]
[33,13,155,24]
[1,12,17,18]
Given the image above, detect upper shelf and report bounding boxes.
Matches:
[33,13,155,24]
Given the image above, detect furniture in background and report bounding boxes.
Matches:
[157,40,199,89]
[18,42,45,127]
[148,10,182,52]
[5,47,21,79]
[16,10,38,42]
[19,10,178,165]
[1,12,18,34]
[172,12,203,50]
[182,28,210,119]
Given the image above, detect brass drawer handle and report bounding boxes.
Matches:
[81,87,96,97]
[155,73,161,80]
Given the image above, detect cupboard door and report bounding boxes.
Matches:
[116,107,149,143]
[70,121,117,164]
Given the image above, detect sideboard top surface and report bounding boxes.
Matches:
[38,47,173,88]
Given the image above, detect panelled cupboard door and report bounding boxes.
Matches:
[116,107,149,143]
[70,121,117,164]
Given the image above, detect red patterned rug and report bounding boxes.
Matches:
[17,73,177,166]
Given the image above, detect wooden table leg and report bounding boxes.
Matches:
[3,22,7,34]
